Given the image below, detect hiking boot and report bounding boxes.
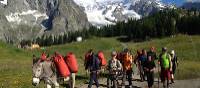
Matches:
[171,79,175,83]
[163,85,166,88]
[129,86,133,88]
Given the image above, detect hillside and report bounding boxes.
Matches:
[0,34,200,87]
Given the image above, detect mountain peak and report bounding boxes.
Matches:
[73,0,167,26]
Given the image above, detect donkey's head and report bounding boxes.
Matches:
[32,61,43,86]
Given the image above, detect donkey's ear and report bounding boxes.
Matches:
[33,57,40,64]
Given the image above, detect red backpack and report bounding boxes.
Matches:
[98,51,107,66]
[65,52,78,73]
[54,54,70,77]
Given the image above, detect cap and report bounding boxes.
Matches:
[171,50,175,55]
[162,47,167,51]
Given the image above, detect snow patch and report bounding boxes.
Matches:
[5,10,48,24]
[0,0,7,5]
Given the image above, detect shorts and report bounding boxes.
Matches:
[160,68,170,82]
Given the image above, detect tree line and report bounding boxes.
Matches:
[31,8,200,46]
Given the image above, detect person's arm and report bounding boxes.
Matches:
[150,62,156,72]
[176,56,179,67]
[117,60,122,70]
[168,54,172,71]
[155,53,158,60]
[107,60,111,70]
[144,67,149,71]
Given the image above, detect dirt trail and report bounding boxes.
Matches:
[77,66,200,88]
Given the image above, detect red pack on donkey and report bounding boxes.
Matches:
[32,52,78,88]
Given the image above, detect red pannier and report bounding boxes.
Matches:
[65,52,78,73]
[54,54,70,77]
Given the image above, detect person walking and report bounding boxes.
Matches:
[139,49,147,81]
[121,48,133,88]
[88,53,100,88]
[144,55,156,88]
[107,51,122,88]
[158,47,172,88]
[170,50,178,83]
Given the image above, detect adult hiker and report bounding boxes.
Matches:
[107,51,122,88]
[158,47,172,88]
[144,55,156,88]
[170,50,178,83]
[139,49,147,81]
[85,49,93,73]
[121,48,134,87]
[65,52,78,88]
[147,46,158,61]
[88,53,100,88]
[134,50,143,81]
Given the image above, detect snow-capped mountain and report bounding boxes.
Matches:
[73,0,168,26]
[0,0,89,43]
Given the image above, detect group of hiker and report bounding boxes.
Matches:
[84,47,178,88]
[34,46,178,88]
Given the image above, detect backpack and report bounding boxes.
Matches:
[98,51,107,66]
[108,59,121,70]
[89,54,100,71]
[122,54,133,71]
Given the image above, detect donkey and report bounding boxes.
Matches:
[32,59,60,88]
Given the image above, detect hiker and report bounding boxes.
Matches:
[147,46,158,61]
[65,52,78,88]
[144,55,156,88]
[107,51,122,88]
[88,53,100,88]
[121,48,133,87]
[158,47,172,88]
[85,49,93,73]
[135,50,143,81]
[139,49,147,81]
[170,50,178,83]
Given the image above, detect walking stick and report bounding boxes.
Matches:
[158,63,160,88]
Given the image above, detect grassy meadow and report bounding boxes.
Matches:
[0,34,200,87]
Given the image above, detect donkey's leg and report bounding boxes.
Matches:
[54,81,59,88]
[46,83,52,88]
[52,76,59,88]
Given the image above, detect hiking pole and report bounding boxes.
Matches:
[158,62,160,88]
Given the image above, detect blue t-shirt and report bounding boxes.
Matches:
[139,55,147,63]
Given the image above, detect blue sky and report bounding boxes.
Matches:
[162,0,200,6]
[162,0,185,6]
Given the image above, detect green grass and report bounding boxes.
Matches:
[0,34,200,87]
